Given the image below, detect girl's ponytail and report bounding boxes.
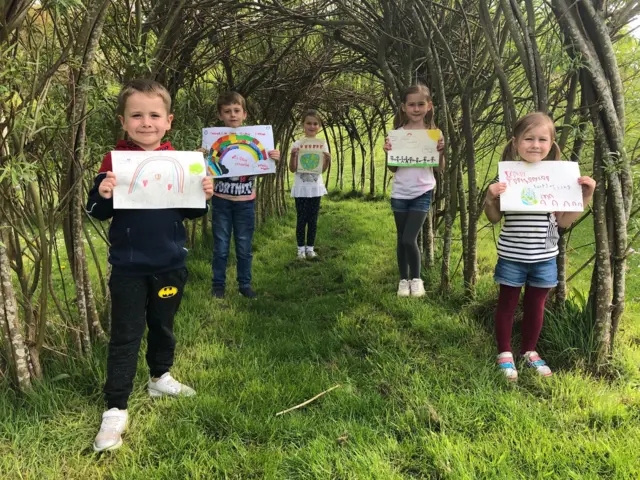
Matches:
[548,141,561,160]
[500,138,517,161]
[393,108,409,129]
[424,108,436,129]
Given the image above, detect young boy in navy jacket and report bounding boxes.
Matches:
[86,79,213,452]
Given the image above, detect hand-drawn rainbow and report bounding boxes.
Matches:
[207,134,268,177]
[128,156,185,193]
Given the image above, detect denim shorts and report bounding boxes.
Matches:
[390,190,433,213]
[494,257,558,288]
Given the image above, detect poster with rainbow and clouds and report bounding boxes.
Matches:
[201,125,276,178]
[111,151,207,209]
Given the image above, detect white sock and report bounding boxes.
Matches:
[298,246,306,254]
[306,246,314,253]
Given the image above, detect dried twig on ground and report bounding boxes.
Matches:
[275,384,342,416]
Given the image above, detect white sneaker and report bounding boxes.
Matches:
[410,278,425,297]
[397,279,410,297]
[297,250,306,260]
[148,372,196,398]
[306,248,318,259]
[93,408,128,452]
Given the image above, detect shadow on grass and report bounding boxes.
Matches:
[326,189,388,202]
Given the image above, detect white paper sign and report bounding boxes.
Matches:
[112,151,206,209]
[387,129,441,167]
[498,161,584,212]
[297,137,326,174]
[201,125,276,178]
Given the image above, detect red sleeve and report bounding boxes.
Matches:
[98,152,113,173]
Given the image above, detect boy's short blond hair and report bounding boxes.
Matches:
[117,79,172,116]
[217,91,246,113]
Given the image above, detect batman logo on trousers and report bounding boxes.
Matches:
[158,286,178,298]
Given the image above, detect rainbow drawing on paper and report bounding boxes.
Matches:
[128,156,185,194]
[207,134,268,177]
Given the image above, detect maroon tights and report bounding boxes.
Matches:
[495,284,550,354]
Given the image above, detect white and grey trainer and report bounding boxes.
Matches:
[397,279,411,297]
[148,373,196,398]
[410,278,425,297]
[93,408,128,452]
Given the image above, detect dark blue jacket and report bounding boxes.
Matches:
[86,140,209,276]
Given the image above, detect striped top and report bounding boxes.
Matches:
[497,212,559,263]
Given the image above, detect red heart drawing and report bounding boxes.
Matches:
[143,180,148,187]
[167,184,173,191]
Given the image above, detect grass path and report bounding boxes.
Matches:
[1,198,640,479]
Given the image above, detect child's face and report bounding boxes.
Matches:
[218,103,247,128]
[514,124,553,163]
[303,116,321,137]
[401,93,432,124]
[119,92,173,150]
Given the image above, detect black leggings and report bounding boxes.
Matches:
[295,197,321,247]
[104,268,188,409]
[394,211,429,279]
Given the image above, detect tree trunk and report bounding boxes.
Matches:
[0,221,32,391]
[422,210,434,269]
[551,0,632,361]
[555,234,568,305]
[590,129,612,361]
[61,0,110,352]
[461,95,478,297]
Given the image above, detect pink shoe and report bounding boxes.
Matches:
[497,352,518,381]
[522,351,552,377]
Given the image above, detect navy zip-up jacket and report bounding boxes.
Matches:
[86,140,209,276]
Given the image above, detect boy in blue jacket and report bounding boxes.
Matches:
[86,79,213,452]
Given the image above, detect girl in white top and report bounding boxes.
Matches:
[383,84,445,297]
[289,110,331,259]
[485,112,595,381]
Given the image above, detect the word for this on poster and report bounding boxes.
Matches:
[202,126,276,178]
[387,129,442,167]
[111,150,206,209]
[498,161,584,212]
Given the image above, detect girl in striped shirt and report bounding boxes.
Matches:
[484,112,595,381]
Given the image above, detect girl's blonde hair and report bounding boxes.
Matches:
[394,84,436,129]
[501,112,561,161]
[301,109,323,125]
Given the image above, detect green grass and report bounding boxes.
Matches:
[1,198,640,479]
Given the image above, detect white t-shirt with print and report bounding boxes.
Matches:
[290,138,329,198]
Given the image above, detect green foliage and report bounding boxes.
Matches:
[0,157,38,185]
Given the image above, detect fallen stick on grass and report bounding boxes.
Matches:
[275,384,342,416]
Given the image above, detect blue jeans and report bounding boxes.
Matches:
[390,190,433,213]
[211,196,255,290]
[494,257,558,289]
